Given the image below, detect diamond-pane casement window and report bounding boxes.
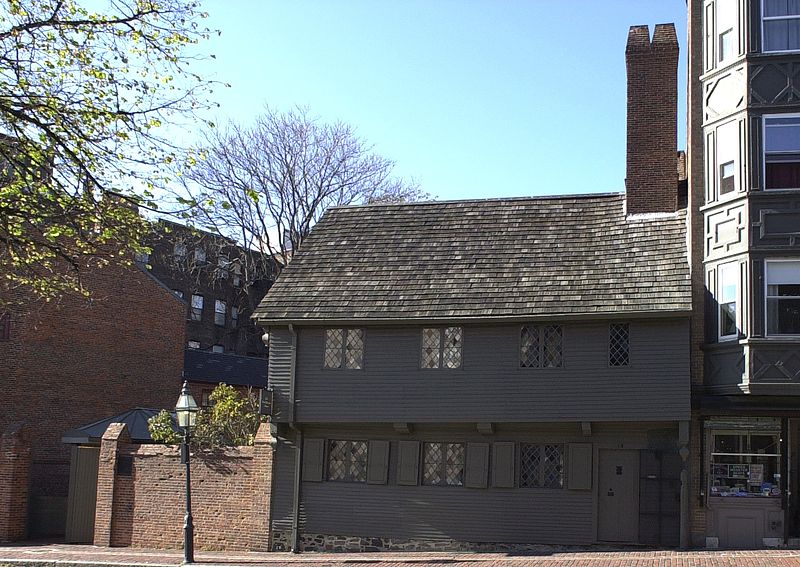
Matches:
[345,329,364,369]
[519,443,540,487]
[609,323,630,367]
[324,329,344,369]
[423,442,443,485]
[442,327,462,369]
[520,325,540,367]
[520,443,563,488]
[520,325,563,368]
[421,328,441,368]
[327,440,368,482]
[445,443,465,485]
[324,329,364,369]
[543,325,563,368]
[423,442,465,486]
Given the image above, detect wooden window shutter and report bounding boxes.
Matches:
[397,440,420,486]
[302,438,325,482]
[367,440,390,485]
[567,443,593,490]
[465,443,489,488]
[491,442,515,488]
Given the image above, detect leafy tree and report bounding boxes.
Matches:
[147,384,262,448]
[0,0,215,303]
[182,106,427,274]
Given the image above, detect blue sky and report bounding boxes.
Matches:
[196,1,687,201]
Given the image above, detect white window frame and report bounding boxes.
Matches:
[765,259,800,336]
[718,262,740,341]
[190,294,203,321]
[214,299,226,326]
[717,0,739,63]
[763,114,800,191]
[716,120,739,198]
[762,0,800,53]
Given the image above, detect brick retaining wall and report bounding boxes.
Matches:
[94,421,275,551]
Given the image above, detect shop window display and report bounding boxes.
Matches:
[710,431,781,497]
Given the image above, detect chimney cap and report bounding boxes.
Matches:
[626,25,651,53]
[626,23,678,54]
[653,23,679,50]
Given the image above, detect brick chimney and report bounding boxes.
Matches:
[625,23,679,215]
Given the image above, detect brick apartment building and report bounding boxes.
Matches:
[0,260,186,538]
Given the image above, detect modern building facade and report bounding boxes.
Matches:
[254,24,695,551]
[686,0,800,549]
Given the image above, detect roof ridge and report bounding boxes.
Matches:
[330,192,625,210]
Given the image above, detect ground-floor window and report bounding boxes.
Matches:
[422,442,465,486]
[327,440,368,482]
[708,419,782,498]
[520,443,564,488]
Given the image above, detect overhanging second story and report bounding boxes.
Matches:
[254,194,692,425]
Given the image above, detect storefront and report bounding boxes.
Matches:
[702,416,790,548]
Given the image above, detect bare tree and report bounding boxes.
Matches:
[182,106,426,275]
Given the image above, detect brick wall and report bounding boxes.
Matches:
[0,424,31,542]
[625,24,679,215]
[94,421,275,551]
[0,260,186,535]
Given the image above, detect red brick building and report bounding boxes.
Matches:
[0,260,186,538]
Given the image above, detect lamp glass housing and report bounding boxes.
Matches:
[175,383,198,429]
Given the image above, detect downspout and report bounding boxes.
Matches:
[288,323,302,553]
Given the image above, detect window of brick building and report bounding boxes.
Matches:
[327,440,368,482]
[520,443,564,489]
[763,0,800,52]
[190,294,203,321]
[173,243,187,258]
[194,247,206,263]
[764,115,800,190]
[172,289,184,299]
[188,340,200,349]
[231,307,239,327]
[212,344,224,353]
[214,300,226,326]
[716,120,739,197]
[0,312,10,341]
[324,328,364,369]
[421,327,462,369]
[422,442,465,486]
[766,260,800,335]
[717,0,738,62]
[609,323,631,366]
[520,325,563,368]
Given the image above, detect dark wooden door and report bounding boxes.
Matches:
[598,449,640,543]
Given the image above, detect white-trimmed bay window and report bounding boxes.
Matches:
[763,0,800,52]
[766,260,800,335]
[764,115,800,190]
[716,120,739,197]
[718,262,739,340]
[717,0,739,62]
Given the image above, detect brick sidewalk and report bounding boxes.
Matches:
[4,544,800,567]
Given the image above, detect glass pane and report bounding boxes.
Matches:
[543,325,563,368]
[764,18,800,51]
[423,443,443,485]
[750,435,779,454]
[520,325,540,368]
[542,445,564,489]
[345,329,364,369]
[442,327,462,369]
[765,120,800,152]
[445,443,465,486]
[328,440,347,481]
[720,303,737,336]
[520,443,540,488]
[350,441,368,482]
[421,328,440,368]
[609,323,630,366]
[767,298,800,334]
[765,0,789,16]
[324,329,344,368]
[714,434,740,454]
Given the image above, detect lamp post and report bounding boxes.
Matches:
[175,381,198,564]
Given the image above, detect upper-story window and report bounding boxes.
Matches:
[211,344,224,353]
[172,289,184,299]
[324,328,364,369]
[520,325,563,368]
[762,0,800,52]
[716,121,739,197]
[214,300,226,326]
[187,340,200,349]
[231,307,239,327]
[766,260,800,335]
[609,323,630,366]
[718,262,739,340]
[173,243,187,258]
[421,327,462,369]
[717,0,738,62]
[190,294,203,321]
[194,247,206,263]
[764,116,800,190]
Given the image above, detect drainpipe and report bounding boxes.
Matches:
[679,420,690,549]
[288,324,302,553]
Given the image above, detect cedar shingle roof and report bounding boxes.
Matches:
[253,193,690,323]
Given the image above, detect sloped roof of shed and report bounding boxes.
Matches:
[253,193,691,323]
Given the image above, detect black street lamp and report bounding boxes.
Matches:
[175,381,199,564]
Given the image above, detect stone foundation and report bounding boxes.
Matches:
[270,530,613,553]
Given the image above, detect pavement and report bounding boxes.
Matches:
[4,544,800,567]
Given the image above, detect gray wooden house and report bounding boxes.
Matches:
[254,24,692,552]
